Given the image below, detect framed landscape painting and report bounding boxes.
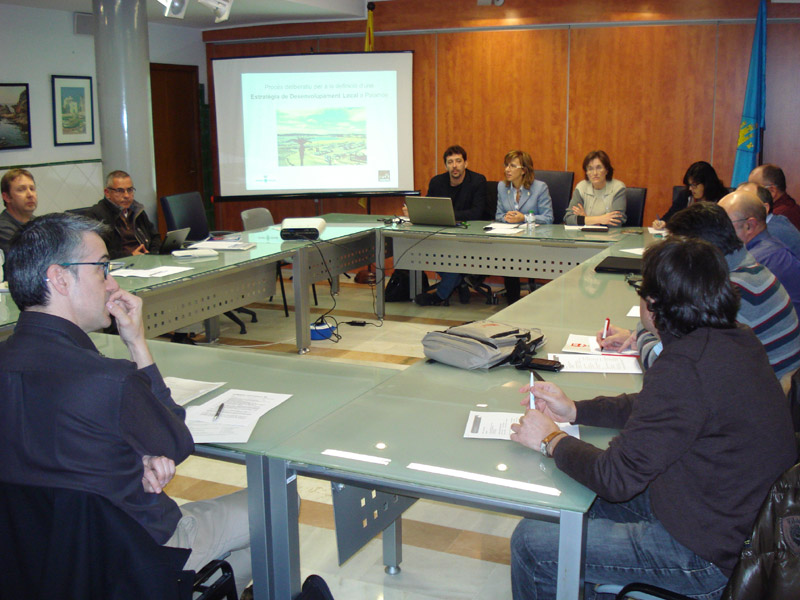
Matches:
[0,83,31,150]
[52,75,94,146]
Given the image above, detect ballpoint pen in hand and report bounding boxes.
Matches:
[529,371,535,409]
[602,317,610,340]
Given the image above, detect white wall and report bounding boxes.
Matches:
[0,4,207,214]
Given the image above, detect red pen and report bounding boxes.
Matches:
[602,318,610,340]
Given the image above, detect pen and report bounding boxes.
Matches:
[602,317,610,340]
[213,403,225,421]
[529,371,535,409]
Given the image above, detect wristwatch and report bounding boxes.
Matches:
[540,430,567,457]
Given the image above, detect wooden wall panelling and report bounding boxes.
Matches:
[568,25,718,225]
[764,24,800,202]
[434,29,569,186]
[203,0,785,44]
[712,23,754,190]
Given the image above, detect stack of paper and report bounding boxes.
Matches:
[552,334,642,373]
[561,334,638,357]
[189,240,256,251]
[112,266,193,278]
[185,388,292,443]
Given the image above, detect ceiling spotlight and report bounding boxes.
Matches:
[197,0,233,23]
[156,0,189,19]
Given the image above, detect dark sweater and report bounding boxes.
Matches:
[554,325,797,574]
[427,169,487,221]
[0,312,194,543]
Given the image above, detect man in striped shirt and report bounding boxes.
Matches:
[600,202,800,388]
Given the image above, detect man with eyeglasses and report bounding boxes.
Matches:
[749,164,800,231]
[86,169,162,258]
[720,189,800,318]
[0,213,252,594]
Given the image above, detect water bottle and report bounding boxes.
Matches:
[525,211,535,233]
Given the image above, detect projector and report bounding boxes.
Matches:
[280,217,327,240]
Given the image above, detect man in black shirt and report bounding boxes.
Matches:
[413,145,487,305]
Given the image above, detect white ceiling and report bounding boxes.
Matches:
[0,0,383,29]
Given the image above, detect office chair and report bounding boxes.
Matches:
[240,207,317,318]
[484,179,499,220]
[161,192,257,334]
[624,187,648,227]
[0,481,237,600]
[535,169,575,224]
[595,461,800,600]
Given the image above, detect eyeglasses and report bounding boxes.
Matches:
[505,164,523,170]
[625,274,643,293]
[59,261,126,279]
[108,187,135,194]
[586,166,606,173]
[687,182,702,189]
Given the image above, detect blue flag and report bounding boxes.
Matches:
[731,0,767,187]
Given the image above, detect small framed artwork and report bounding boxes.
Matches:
[51,75,94,146]
[0,83,32,150]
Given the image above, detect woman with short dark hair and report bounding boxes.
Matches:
[564,150,627,226]
[653,161,727,229]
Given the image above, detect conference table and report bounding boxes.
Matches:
[185,229,651,600]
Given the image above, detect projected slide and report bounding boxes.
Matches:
[213,52,414,196]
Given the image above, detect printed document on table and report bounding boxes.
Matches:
[185,388,292,443]
[463,411,580,440]
[620,247,645,256]
[112,266,193,278]
[164,377,226,406]
[627,305,640,318]
[189,240,256,251]
[548,353,642,374]
[562,334,638,356]
[483,223,524,234]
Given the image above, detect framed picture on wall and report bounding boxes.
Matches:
[0,83,32,151]
[51,75,94,146]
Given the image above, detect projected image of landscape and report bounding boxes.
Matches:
[277,108,366,167]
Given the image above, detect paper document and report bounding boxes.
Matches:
[483,223,524,234]
[620,248,645,256]
[164,377,226,407]
[627,305,640,318]
[548,353,642,374]
[463,411,580,441]
[648,227,667,236]
[185,388,291,443]
[562,334,638,356]
[112,266,193,278]
[190,240,256,251]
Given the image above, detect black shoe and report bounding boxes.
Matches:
[458,283,471,304]
[298,574,335,600]
[415,291,446,306]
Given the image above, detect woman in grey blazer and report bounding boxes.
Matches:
[565,150,626,226]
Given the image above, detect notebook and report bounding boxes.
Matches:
[159,228,191,254]
[405,196,458,227]
[594,256,643,274]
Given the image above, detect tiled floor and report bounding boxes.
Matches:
[163,274,527,599]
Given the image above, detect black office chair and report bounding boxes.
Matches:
[161,192,257,334]
[624,187,648,227]
[535,169,575,224]
[0,481,237,600]
[484,179,499,221]
[595,461,800,600]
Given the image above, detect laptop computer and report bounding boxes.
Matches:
[594,256,643,274]
[159,227,191,254]
[405,196,458,227]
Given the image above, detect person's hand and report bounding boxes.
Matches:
[106,288,154,367]
[132,243,149,255]
[597,325,635,351]
[594,211,624,226]
[571,204,586,217]
[141,455,176,494]
[401,204,409,218]
[510,407,561,451]
[504,210,524,224]
[652,219,666,230]
[518,381,577,423]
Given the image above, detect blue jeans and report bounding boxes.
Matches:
[511,490,728,599]
[433,272,463,299]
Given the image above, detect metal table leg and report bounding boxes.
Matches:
[556,509,587,599]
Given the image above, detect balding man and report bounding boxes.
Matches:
[749,164,800,231]
[720,190,800,316]
[738,181,800,258]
